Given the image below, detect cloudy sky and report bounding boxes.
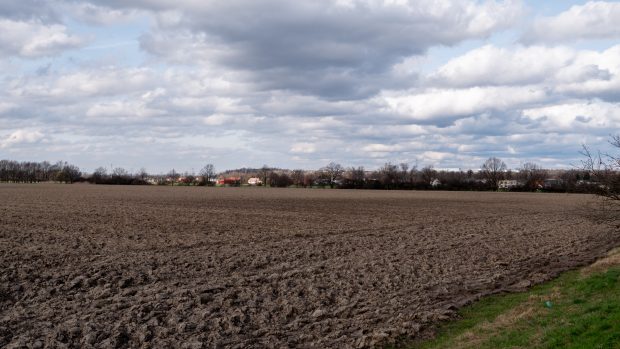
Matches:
[1,0,619,173]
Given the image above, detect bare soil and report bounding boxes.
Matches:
[0,184,618,348]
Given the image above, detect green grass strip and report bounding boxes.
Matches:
[406,256,620,349]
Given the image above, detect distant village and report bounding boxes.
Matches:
[149,168,599,193]
[0,157,609,194]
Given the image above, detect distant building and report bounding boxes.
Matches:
[177,176,192,184]
[434,168,464,173]
[216,177,241,186]
[543,178,563,190]
[431,179,441,188]
[498,180,518,190]
[247,177,262,186]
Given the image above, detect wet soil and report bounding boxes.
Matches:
[0,184,618,348]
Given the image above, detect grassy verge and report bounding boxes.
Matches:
[408,248,620,349]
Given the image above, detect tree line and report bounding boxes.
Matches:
[0,158,610,192]
[246,160,603,192]
[1,135,617,200]
[581,135,620,202]
[0,160,81,183]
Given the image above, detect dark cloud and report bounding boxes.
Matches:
[134,0,521,97]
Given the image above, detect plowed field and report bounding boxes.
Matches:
[1,184,618,348]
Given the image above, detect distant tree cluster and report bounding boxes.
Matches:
[88,167,149,185]
[314,159,600,193]
[338,163,481,190]
[582,135,620,202]
[0,160,81,183]
[199,164,217,186]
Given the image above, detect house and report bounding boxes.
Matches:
[216,177,241,186]
[177,176,193,184]
[543,178,563,190]
[146,177,159,185]
[498,179,518,190]
[247,177,262,185]
[430,179,441,188]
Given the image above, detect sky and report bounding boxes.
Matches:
[0,0,619,173]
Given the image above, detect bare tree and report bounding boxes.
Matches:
[380,162,399,189]
[112,167,128,178]
[56,163,81,184]
[347,166,366,188]
[258,165,271,187]
[519,162,547,191]
[408,164,419,186]
[91,167,108,184]
[269,172,293,187]
[291,169,305,187]
[109,167,131,184]
[481,157,507,189]
[398,163,409,186]
[137,167,148,181]
[321,162,344,188]
[582,135,620,202]
[167,169,179,186]
[303,171,316,188]
[420,165,435,185]
[199,164,216,186]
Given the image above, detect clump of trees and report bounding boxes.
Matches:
[582,135,620,202]
[518,162,548,191]
[88,167,149,185]
[321,162,345,188]
[481,157,507,189]
[0,160,81,183]
[268,172,293,187]
[199,164,216,186]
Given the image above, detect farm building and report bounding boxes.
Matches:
[216,177,241,186]
[543,178,564,190]
[247,177,262,185]
[177,176,193,185]
[498,179,519,190]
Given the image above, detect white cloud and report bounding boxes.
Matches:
[290,143,317,154]
[0,19,83,57]
[203,114,234,126]
[522,101,620,131]
[382,86,546,121]
[1,129,44,148]
[430,45,575,87]
[554,45,620,100]
[523,1,620,43]
[85,101,164,120]
[362,144,403,153]
[10,67,155,100]
[429,44,620,102]
[420,151,451,162]
[0,102,17,115]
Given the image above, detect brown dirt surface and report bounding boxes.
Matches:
[0,184,618,348]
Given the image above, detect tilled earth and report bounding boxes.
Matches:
[1,184,619,348]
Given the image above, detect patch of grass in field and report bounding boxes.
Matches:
[409,249,620,349]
